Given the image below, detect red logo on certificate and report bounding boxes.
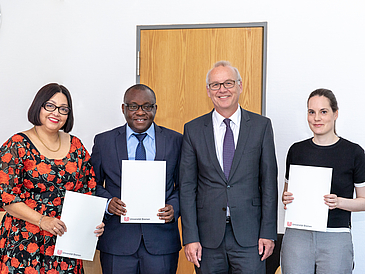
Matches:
[124,217,129,221]
[57,250,62,255]
[287,222,292,227]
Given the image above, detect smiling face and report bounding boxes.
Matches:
[39,92,69,132]
[122,87,157,133]
[206,65,242,118]
[307,95,338,138]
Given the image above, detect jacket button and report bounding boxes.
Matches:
[222,207,227,211]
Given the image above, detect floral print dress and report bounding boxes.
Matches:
[0,133,96,274]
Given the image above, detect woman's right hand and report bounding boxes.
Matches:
[40,216,67,236]
[282,191,294,210]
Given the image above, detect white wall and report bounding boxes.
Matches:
[0,0,364,272]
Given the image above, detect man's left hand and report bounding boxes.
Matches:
[158,204,174,223]
[258,238,275,261]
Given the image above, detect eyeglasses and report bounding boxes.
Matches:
[208,80,238,91]
[124,103,156,112]
[42,102,71,115]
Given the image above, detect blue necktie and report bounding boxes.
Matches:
[133,133,147,160]
[223,118,234,180]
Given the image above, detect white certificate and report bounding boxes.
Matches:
[121,160,166,223]
[54,191,107,261]
[284,165,332,232]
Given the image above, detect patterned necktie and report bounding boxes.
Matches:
[223,118,235,180]
[133,133,147,160]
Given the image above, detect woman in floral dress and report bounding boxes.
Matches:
[0,83,104,273]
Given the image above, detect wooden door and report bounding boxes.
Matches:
[138,24,266,274]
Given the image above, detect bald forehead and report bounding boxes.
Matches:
[208,65,237,82]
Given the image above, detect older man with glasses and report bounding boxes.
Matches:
[180,61,278,274]
[91,84,182,274]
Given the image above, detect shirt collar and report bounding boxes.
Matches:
[212,105,241,127]
[126,123,155,141]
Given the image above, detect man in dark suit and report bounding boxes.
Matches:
[91,84,182,274]
[180,61,278,273]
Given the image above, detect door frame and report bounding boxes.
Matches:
[136,22,268,115]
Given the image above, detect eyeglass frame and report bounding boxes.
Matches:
[207,79,240,91]
[123,103,156,112]
[42,102,71,115]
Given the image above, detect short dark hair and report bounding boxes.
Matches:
[28,83,74,133]
[123,84,156,103]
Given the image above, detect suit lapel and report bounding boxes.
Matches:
[154,123,165,161]
[229,108,251,180]
[203,111,227,182]
[116,123,163,164]
[115,125,129,170]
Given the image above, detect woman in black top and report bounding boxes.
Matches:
[281,88,365,274]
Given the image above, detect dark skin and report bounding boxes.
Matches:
[108,87,174,222]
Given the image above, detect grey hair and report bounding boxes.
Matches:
[206,60,242,85]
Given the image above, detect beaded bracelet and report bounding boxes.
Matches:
[38,215,44,231]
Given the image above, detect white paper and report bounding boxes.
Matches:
[121,160,166,223]
[54,191,107,261]
[284,165,332,232]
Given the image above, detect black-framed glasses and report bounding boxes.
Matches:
[208,80,238,91]
[42,102,71,115]
[124,103,156,112]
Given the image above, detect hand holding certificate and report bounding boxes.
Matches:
[54,191,107,261]
[284,165,332,232]
[121,160,166,223]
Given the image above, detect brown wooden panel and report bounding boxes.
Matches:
[83,250,102,274]
[176,217,195,273]
[140,27,263,134]
[0,211,5,221]
[140,26,264,274]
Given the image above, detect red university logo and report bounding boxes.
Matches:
[287,222,292,227]
[57,250,62,255]
[124,217,129,221]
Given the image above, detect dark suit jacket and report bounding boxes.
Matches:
[91,123,182,255]
[180,108,278,249]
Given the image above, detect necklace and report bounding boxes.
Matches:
[33,127,61,152]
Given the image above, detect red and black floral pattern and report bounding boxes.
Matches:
[0,133,96,273]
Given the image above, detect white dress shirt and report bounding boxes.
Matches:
[212,106,241,171]
[212,106,241,217]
